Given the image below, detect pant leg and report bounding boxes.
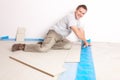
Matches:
[24,44,41,52]
[40,30,63,52]
[52,38,72,50]
[24,30,63,52]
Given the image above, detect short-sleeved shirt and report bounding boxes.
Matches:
[52,12,81,37]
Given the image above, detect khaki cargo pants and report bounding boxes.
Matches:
[24,30,72,52]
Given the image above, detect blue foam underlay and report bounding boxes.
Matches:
[58,63,78,80]
[0,36,9,40]
[1,38,44,41]
[59,39,96,80]
[75,47,96,80]
[75,39,96,80]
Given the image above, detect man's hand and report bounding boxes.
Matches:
[83,40,91,48]
[84,41,91,47]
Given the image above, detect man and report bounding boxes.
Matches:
[12,4,91,52]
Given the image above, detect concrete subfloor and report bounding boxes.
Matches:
[92,42,120,80]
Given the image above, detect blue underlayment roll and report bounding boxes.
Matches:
[59,39,96,80]
[0,35,9,40]
[75,39,96,80]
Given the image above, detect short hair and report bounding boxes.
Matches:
[76,4,87,11]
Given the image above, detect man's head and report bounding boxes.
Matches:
[75,4,87,20]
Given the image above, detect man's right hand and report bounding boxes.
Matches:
[83,41,91,48]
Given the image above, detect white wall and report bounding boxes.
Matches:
[0,0,120,42]
[85,0,120,43]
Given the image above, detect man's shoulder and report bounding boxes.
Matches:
[65,11,76,20]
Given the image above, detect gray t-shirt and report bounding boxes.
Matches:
[52,12,81,37]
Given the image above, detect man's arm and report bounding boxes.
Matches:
[70,26,90,47]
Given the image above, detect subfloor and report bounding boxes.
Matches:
[92,42,120,80]
[0,41,120,80]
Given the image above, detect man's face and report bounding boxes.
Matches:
[75,7,87,20]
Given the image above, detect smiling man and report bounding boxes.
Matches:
[12,4,91,52]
